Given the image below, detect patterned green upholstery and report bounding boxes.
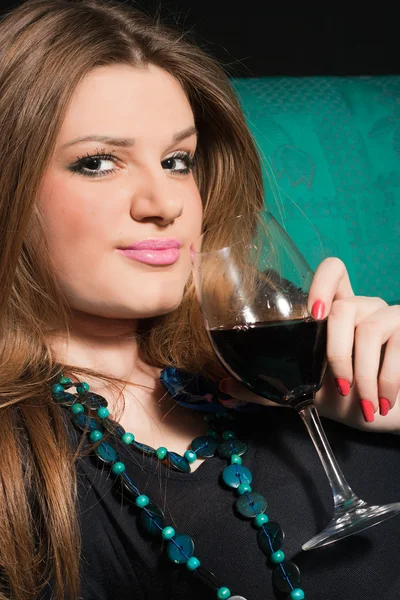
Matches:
[231,76,400,304]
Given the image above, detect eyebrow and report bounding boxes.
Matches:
[60,125,198,149]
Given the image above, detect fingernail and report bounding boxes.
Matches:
[335,378,350,396]
[360,400,375,423]
[311,300,325,320]
[379,397,390,417]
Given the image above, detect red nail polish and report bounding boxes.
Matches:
[312,300,325,320]
[335,378,350,395]
[379,397,390,417]
[360,400,375,423]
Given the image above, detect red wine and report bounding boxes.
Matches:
[209,318,328,407]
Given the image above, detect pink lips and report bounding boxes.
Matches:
[117,238,182,265]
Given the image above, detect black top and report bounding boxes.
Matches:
[42,395,400,600]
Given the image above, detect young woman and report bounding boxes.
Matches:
[0,1,399,599]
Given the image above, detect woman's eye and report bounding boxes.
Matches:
[69,153,118,178]
[162,151,196,175]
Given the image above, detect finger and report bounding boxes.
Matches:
[378,323,400,415]
[354,305,400,421]
[308,257,354,320]
[219,378,281,407]
[327,296,388,393]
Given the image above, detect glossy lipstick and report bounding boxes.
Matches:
[117,238,182,265]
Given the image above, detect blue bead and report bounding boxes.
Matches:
[72,413,99,432]
[222,430,236,440]
[272,561,301,594]
[218,439,248,459]
[257,521,285,555]
[186,556,200,571]
[122,432,135,444]
[111,461,126,475]
[140,504,165,536]
[135,494,149,508]
[222,464,252,489]
[94,442,119,464]
[97,407,110,419]
[236,492,267,518]
[89,430,103,443]
[76,382,90,395]
[270,550,285,564]
[161,526,175,540]
[51,383,65,398]
[167,534,194,564]
[168,452,190,473]
[191,436,218,458]
[71,403,84,415]
[184,450,197,463]
[290,589,305,600]
[59,376,72,385]
[217,587,231,599]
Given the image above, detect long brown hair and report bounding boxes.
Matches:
[0,0,264,597]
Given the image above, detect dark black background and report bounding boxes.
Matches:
[2,2,400,76]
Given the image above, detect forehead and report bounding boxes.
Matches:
[57,64,194,144]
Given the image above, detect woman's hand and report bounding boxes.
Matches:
[218,258,400,433]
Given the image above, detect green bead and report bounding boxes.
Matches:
[97,407,110,419]
[122,432,135,444]
[237,483,252,495]
[156,447,168,460]
[184,450,197,463]
[161,526,175,540]
[89,430,103,443]
[254,513,269,528]
[290,589,305,600]
[186,556,200,571]
[59,376,72,385]
[217,587,231,599]
[135,494,149,508]
[206,429,218,438]
[230,454,242,465]
[111,461,126,475]
[51,383,65,398]
[76,382,90,395]
[222,430,236,440]
[270,550,285,564]
[71,403,84,415]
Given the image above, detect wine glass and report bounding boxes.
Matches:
[191,210,400,551]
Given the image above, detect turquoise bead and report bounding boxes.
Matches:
[156,447,168,460]
[222,464,252,489]
[186,556,200,571]
[230,454,242,465]
[71,403,84,415]
[122,432,135,444]
[206,430,218,438]
[59,376,72,385]
[76,382,90,395]
[184,450,197,463]
[161,526,175,540]
[237,483,252,495]
[89,430,103,443]
[217,587,231,599]
[167,534,194,564]
[254,514,269,528]
[51,383,65,398]
[270,550,285,564]
[97,407,110,419]
[222,430,236,440]
[111,461,126,475]
[290,589,305,600]
[135,494,149,508]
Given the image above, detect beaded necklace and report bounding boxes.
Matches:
[50,368,305,600]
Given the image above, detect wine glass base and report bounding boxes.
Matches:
[302,501,400,551]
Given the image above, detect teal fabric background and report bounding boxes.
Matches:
[231,76,400,304]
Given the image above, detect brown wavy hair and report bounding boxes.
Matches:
[0,0,264,597]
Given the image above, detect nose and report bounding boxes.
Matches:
[129,167,184,226]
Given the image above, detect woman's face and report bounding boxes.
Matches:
[37,64,202,321]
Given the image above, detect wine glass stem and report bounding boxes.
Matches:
[297,402,360,511]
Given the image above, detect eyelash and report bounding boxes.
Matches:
[68,148,197,179]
